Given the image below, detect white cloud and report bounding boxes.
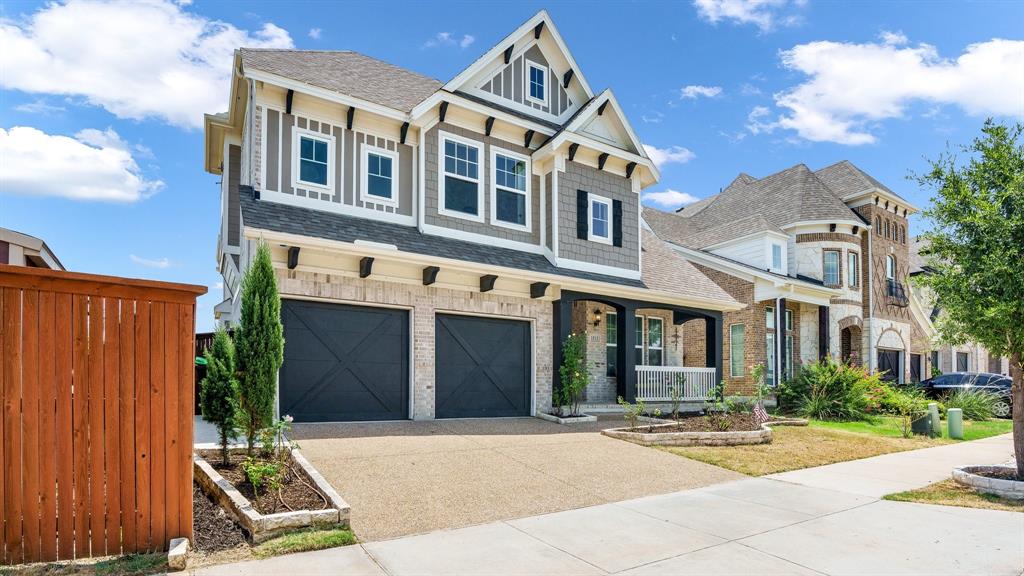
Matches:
[423,32,475,49]
[740,83,762,96]
[308,27,321,40]
[0,126,163,202]
[643,144,696,168]
[879,30,908,46]
[14,99,66,115]
[680,85,723,99]
[0,0,293,129]
[641,111,665,124]
[130,254,171,268]
[692,0,806,33]
[751,37,1024,145]
[642,189,701,209]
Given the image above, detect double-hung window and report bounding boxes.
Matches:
[784,309,794,380]
[848,252,859,287]
[766,333,776,384]
[441,134,481,219]
[823,250,840,286]
[588,194,612,244]
[730,324,745,377]
[606,312,617,377]
[634,316,645,365]
[526,61,547,106]
[770,243,783,273]
[491,149,529,229]
[646,318,664,366]
[297,132,331,188]
[361,146,397,205]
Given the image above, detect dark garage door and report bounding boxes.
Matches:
[281,300,408,422]
[435,314,531,418]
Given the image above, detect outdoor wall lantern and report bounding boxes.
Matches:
[593,308,603,327]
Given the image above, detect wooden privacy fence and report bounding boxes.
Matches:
[0,265,207,565]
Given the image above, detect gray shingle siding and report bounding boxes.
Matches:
[557,160,639,271]
[424,122,541,245]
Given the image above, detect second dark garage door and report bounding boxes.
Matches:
[435,314,532,418]
[280,300,408,422]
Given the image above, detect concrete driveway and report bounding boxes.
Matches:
[289,417,742,541]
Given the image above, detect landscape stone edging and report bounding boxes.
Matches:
[601,423,773,447]
[193,448,351,543]
[765,418,809,427]
[952,465,1024,501]
[536,412,598,425]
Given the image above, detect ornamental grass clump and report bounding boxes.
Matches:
[780,357,879,421]
[942,388,998,421]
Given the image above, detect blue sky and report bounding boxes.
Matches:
[2,0,1022,331]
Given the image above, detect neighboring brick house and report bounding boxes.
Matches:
[204,11,741,422]
[645,161,923,392]
[907,237,1010,379]
[0,227,64,270]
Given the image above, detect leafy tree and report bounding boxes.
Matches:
[915,120,1023,478]
[557,333,590,417]
[199,328,239,465]
[236,242,285,455]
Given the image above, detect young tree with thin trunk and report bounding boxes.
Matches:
[915,120,1024,479]
[199,328,239,465]
[236,241,285,455]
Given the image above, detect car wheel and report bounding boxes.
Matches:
[992,400,1011,418]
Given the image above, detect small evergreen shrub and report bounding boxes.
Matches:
[200,328,239,465]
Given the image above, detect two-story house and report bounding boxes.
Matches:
[204,11,742,422]
[644,161,920,392]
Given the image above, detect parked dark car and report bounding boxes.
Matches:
[918,372,1013,418]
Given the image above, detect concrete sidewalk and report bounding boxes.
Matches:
[186,434,1024,576]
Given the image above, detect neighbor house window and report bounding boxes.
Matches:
[885,220,891,239]
[875,216,882,235]
[730,324,745,377]
[848,252,860,287]
[824,250,840,286]
[588,194,612,244]
[766,332,776,384]
[647,317,664,366]
[785,309,793,331]
[771,243,783,272]
[785,333,794,379]
[361,146,398,204]
[491,149,529,229]
[765,306,775,329]
[297,133,330,187]
[606,311,617,377]
[956,352,969,372]
[526,61,547,105]
[441,134,481,218]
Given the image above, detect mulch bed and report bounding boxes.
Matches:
[196,449,329,515]
[193,482,247,552]
[632,413,762,433]
[975,468,1023,482]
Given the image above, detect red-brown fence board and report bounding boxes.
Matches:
[0,265,205,564]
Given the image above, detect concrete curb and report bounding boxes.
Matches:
[601,423,773,447]
[193,449,351,543]
[536,412,598,425]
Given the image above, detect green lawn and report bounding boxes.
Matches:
[810,415,1012,441]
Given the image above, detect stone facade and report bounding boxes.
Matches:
[275,267,553,419]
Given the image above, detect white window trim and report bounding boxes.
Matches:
[765,306,775,329]
[292,128,336,193]
[769,242,784,274]
[886,255,896,280]
[730,324,745,377]
[524,59,548,107]
[587,192,613,245]
[647,317,664,366]
[635,315,645,365]
[848,252,860,287]
[360,144,399,207]
[766,332,776,382]
[489,146,532,232]
[824,250,840,286]
[437,130,485,223]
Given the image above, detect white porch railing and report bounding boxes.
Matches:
[635,366,717,401]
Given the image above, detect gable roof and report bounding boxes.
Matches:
[814,160,894,198]
[239,49,442,113]
[640,229,738,304]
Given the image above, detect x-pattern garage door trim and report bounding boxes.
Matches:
[435,316,521,411]
[282,303,400,415]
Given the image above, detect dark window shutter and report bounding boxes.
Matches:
[612,199,623,247]
[576,190,588,239]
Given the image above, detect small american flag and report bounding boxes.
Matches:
[753,402,770,425]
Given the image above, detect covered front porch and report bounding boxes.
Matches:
[553,290,724,405]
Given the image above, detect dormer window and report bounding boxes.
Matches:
[526,60,547,106]
[770,243,783,273]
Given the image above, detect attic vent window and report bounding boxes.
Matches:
[526,60,547,106]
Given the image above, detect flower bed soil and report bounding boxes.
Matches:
[193,482,247,552]
[197,449,328,515]
[629,413,761,434]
